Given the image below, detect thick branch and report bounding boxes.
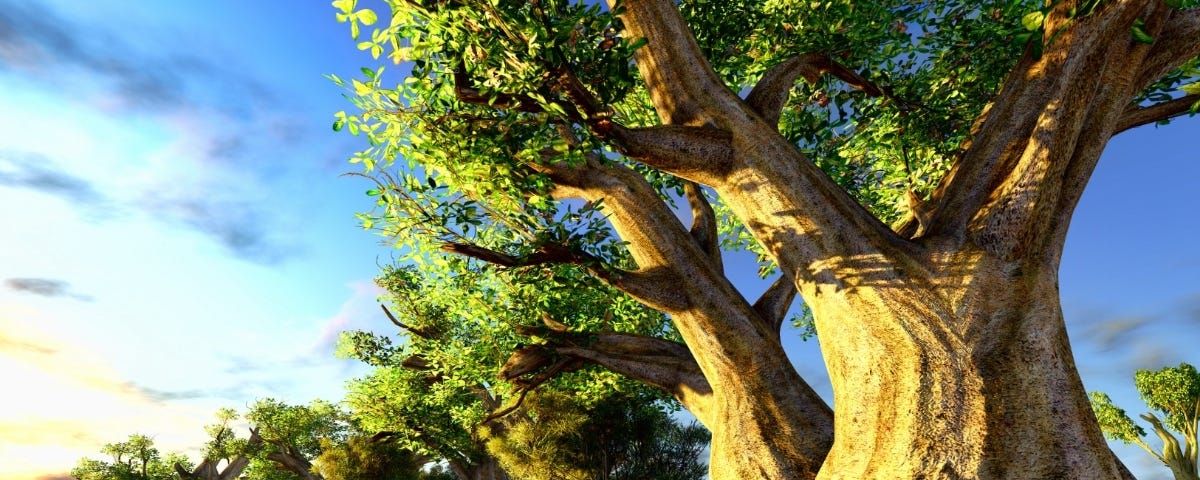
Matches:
[441,241,689,311]
[684,182,722,272]
[607,0,740,125]
[747,53,885,126]
[609,124,734,185]
[752,274,798,334]
[536,329,716,424]
[1135,8,1200,91]
[923,2,1162,256]
[1115,94,1200,133]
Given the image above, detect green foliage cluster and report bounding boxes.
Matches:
[1091,363,1200,480]
[481,390,708,480]
[313,435,435,480]
[70,434,192,480]
[338,260,683,470]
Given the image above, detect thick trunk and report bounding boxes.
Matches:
[700,341,832,479]
[449,457,507,480]
[505,1,1198,478]
[805,248,1129,478]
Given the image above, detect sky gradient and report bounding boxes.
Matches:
[1,1,1197,479]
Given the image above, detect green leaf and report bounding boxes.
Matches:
[1131,19,1155,44]
[1179,82,1200,95]
[356,8,378,26]
[333,119,345,131]
[1021,11,1045,32]
[352,78,372,96]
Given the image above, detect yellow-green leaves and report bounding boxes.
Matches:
[332,0,377,39]
[1135,363,1200,432]
[1089,391,1147,443]
[1021,10,1045,31]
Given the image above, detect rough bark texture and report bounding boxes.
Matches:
[552,0,1198,478]
[448,0,1200,478]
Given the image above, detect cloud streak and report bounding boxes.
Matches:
[4,277,93,302]
[0,150,105,205]
[0,0,318,265]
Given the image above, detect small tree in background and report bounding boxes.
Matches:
[1091,363,1200,480]
[71,434,191,480]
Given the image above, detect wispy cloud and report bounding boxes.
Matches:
[0,314,214,478]
[0,0,321,265]
[0,333,57,355]
[0,0,273,116]
[312,280,388,357]
[1080,316,1153,352]
[0,150,105,205]
[4,278,93,302]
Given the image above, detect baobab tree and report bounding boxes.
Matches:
[333,0,1200,478]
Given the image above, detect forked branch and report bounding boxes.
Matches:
[684,182,722,271]
[752,274,798,334]
[1135,8,1200,91]
[746,52,885,126]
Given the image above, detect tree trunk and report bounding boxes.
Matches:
[450,457,508,480]
[575,1,1200,477]
[440,0,1200,477]
[802,249,1125,478]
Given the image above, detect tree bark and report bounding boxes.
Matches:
[558,0,1200,478]
[403,0,1200,477]
[449,457,508,480]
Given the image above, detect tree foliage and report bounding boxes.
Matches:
[312,434,430,480]
[70,434,192,480]
[339,260,691,478]
[330,0,1200,477]
[1091,363,1200,480]
[480,390,708,480]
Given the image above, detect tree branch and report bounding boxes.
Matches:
[684,182,722,272]
[440,241,689,311]
[606,0,741,126]
[921,2,1163,256]
[529,328,717,425]
[608,124,734,185]
[381,304,439,341]
[441,242,582,268]
[452,65,545,114]
[1115,94,1200,133]
[1134,8,1200,92]
[747,53,885,127]
[752,274,798,334]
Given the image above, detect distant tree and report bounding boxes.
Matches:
[176,408,258,480]
[242,398,350,480]
[1091,363,1200,480]
[177,400,350,480]
[71,434,191,480]
[480,390,708,480]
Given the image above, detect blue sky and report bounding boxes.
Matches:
[0,1,1196,479]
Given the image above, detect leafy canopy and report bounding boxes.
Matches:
[1090,363,1200,480]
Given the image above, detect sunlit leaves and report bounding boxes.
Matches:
[1089,392,1147,443]
[1134,363,1200,432]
